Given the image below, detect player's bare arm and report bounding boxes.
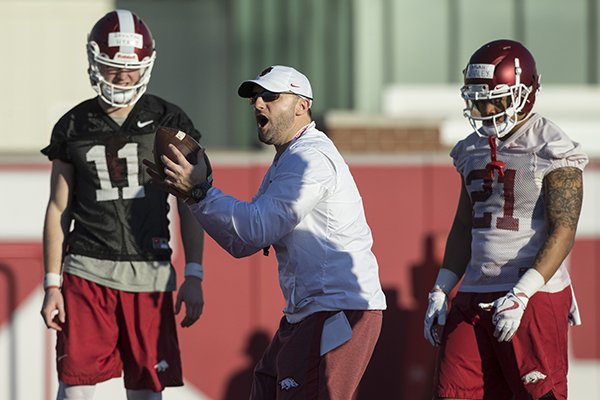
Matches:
[176,199,206,328]
[441,180,473,277]
[424,180,472,346]
[41,160,74,331]
[532,166,583,280]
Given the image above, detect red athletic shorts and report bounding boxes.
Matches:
[435,287,572,400]
[56,273,183,391]
[251,310,382,400]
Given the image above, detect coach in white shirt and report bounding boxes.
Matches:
[147,65,386,399]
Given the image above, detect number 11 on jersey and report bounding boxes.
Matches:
[86,143,145,201]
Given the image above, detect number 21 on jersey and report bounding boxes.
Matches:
[466,168,519,231]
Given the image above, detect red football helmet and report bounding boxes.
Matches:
[461,39,541,138]
[87,9,156,107]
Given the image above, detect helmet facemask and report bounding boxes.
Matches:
[87,41,155,108]
[462,57,536,139]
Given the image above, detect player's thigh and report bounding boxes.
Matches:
[503,288,571,400]
[436,292,512,400]
[117,290,183,391]
[58,273,122,385]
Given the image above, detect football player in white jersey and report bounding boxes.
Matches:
[423,39,588,399]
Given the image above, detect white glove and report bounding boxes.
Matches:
[569,287,582,326]
[479,268,545,342]
[479,289,529,342]
[423,268,459,346]
[424,289,447,346]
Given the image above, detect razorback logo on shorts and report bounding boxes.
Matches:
[154,360,169,372]
[279,377,299,390]
[522,370,547,384]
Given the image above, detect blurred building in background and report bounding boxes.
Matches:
[2,0,600,153]
[1,1,599,399]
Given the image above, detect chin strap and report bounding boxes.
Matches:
[486,136,505,179]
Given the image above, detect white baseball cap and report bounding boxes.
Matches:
[238,65,313,100]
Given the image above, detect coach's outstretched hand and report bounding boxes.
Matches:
[144,146,211,200]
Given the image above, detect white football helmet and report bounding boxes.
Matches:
[461,39,541,138]
[87,9,156,107]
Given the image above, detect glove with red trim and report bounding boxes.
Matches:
[479,268,545,342]
[479,288,529,342]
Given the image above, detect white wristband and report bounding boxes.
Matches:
[184,262,204,280]
[433,268,460,294]
[514,268,545,298]
[44,272,62,289]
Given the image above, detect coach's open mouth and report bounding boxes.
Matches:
[256,114,269,128]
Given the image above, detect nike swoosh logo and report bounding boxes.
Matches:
[497,300,520,314]
[137,120,154,128]
[290,83,300,88]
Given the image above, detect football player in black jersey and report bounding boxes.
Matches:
[39,10,205,400]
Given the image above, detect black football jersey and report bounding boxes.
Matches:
[41,95,202,261]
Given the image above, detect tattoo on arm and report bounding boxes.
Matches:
[544,167,583,231]
[532,167,583,273]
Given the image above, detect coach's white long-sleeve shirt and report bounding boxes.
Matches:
[189,122,386,323]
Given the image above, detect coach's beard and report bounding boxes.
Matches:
[256,111,295,146]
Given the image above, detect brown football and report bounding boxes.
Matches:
[153,126,201,176]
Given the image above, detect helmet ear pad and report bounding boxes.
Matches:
[86,9,156,107]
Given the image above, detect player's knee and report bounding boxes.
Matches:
[57,381,96,400]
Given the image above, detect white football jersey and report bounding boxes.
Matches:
[451,114,588,293]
